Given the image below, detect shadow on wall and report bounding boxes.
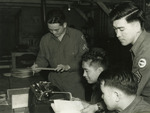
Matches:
[92,37,132,70]
[145,3,150,32]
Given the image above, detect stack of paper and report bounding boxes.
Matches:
[51,100,84,113]
[12,94,28,109]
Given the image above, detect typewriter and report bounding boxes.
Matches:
[30,81,72,102]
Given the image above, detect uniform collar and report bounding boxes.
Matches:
[130,30,146,56]
[120,96,142,113]
[65,27,70,38]
[50,27,70,41]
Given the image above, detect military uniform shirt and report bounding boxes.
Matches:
[35,27,88,99]
[120,96,150,113]
[130,30,150,104]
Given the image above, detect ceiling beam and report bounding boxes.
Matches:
[0,0,73,4]
[94,0,110,15]
[74,8,88,22]
[0,0,132,4]
[0,0,92,6]
[94,0,132,3]
[93,0,132,15]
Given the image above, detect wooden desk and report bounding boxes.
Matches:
[0,70,51,113]
[0,73,47,113]
[0,105,29,113]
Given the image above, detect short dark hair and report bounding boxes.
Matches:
[98,69,138,95]
[109,2,145,26]
[46,9,66,25]
[82,48,109,70]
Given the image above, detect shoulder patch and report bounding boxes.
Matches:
[138,58,146,68]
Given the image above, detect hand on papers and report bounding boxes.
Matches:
[51,100,84,113]
[81,104,98,113]
[71,97,98,113]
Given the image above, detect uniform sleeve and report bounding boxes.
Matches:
[136,57,150,96]
[35,38,49,67]
[68,34,89,71]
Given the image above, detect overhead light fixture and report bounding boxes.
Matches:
[68,4,71,11]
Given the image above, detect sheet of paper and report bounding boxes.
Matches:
[12,94,28,109]
[51,100,84,113]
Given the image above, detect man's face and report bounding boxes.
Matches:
[82,60,102,84]
[100,81,116,111]
[48,23,66,38]
[113,17,138,46]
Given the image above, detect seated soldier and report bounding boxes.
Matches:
[78,48,111,113]
[98,69,150,113]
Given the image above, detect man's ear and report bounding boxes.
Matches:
[98,67,104,74]
[114,91,120,102]
[63,22,67,28]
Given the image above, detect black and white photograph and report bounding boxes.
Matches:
[0,0,150,113]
